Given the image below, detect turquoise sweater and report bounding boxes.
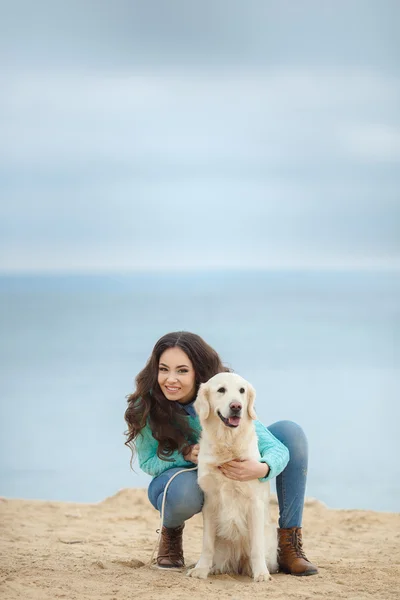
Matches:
[135,413,290,482]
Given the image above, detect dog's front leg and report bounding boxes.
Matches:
[250,496,271,582]
[187,498,216,579]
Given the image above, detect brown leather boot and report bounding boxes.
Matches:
[156,524,185,569]
[278,527,318,576]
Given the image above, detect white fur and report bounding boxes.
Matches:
[187,373,278,583]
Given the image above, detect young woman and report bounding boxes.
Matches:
[124,331,318,576]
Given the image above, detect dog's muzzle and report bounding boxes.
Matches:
[217,410,241,428]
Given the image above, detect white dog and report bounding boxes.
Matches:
[188,373,278,583]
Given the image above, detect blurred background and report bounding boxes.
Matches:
[0,1,399,511]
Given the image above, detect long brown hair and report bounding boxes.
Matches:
[124,331,230,463]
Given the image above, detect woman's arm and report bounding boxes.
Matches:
[218,422,290,482]
[255,420,290,482]
[135,423,194,477]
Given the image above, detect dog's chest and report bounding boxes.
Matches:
[199,470,263,539]
[199,467,260,502]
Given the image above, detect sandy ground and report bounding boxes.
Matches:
[1,488,399,600]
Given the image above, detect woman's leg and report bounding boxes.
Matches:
[148,467,204,529]
[267,420,308,529]
[148,467,204,568]
[267,420,318,576]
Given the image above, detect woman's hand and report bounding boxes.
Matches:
[183,443,200,464]
[218,458,270,481]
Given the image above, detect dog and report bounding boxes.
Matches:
[187,373,278,582]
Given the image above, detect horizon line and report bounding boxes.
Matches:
[0,265,399,277]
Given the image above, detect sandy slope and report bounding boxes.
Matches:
[1,489,399,600]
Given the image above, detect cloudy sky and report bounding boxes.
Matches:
[1,1,399,271]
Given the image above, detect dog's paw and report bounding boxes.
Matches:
[209,566,221,575]
[253,571,272,583]
[267,560,279,574]
[187,567,209,579]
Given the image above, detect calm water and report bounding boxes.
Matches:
[0,271,399,512]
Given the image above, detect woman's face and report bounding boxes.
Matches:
[158,347,196,404]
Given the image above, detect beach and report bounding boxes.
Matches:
[1,488,399,600]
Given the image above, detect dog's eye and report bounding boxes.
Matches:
[239,387,245,394]
[217,387,226,394]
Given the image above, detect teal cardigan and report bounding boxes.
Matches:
[135,412,290,483]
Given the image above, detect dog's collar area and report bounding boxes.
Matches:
[217,410,241,428]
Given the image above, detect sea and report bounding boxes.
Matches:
[0,270,399,512]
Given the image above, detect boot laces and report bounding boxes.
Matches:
[290,529,307,560]
[171,541,182,558]
[161,527,183,560]
[169,530,183,558]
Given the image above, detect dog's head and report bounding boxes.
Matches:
[195,372,257,429]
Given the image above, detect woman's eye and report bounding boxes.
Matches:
[239,387,245,394]
[217,387,226,393]
[159,367,168,372]
[178,369,188,374]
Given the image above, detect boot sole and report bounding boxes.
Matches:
[154,564,185,571]
[280,567,319,577]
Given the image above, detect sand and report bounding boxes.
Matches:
[0,488,399,600]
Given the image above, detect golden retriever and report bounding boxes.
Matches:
[187,372,278,582]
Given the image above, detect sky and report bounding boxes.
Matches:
[1,1,399,272]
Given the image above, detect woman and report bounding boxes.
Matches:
[124,331,318,576]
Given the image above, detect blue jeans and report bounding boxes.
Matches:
[148,420,308,529]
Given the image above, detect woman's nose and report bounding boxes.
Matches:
[166,374,178,383]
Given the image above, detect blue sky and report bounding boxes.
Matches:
[1,1,399,271]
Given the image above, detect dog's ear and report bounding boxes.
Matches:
[195,382,210,421]
[247,384,257,420]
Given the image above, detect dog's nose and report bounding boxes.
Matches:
[229,402,242,413]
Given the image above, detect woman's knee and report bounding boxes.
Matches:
[269,420,308,461]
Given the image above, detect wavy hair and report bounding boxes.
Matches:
[124,331,231,464]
